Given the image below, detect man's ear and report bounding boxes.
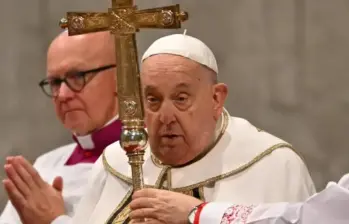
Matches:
[212,83,228,117]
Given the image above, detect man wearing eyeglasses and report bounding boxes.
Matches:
[0,30,121,224]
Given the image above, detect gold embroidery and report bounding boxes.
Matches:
[102,154,134,185]
[111,206,131,224]
[105,188,133,224]
[172,143,294,192]
[165,168,172,189]
[198,186,206,201]
[180,189,194,196]
[154,166,170,188]
[104,142,294,192]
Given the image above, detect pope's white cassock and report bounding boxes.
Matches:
[199,173,349,224]
[0,117,122,224]
[53,34,316,224]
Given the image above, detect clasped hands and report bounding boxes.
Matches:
[2,156,65,224]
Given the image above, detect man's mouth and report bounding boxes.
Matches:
[63,109,82,114]
[162,134,179,139]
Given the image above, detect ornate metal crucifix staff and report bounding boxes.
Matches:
[59,1,188,191]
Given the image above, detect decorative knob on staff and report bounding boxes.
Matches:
[59,1,188,191]
[119,107,148,190]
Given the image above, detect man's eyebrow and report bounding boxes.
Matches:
[47,67,84,78]
[46,73,61,79]
[175,83,191,89]
[143,85,157,94]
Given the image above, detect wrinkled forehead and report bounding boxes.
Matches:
[141,54,204,87]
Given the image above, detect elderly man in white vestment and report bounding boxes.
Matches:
[50,33,316,224]
[193,173,349,224]
[0,31,121,224]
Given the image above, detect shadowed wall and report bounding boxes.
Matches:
[1,0,349,209]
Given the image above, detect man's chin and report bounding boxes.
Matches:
[155,146,181,161]
[64,110,85,119]
[64,122,91,136]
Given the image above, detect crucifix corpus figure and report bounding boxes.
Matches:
[59,0,188,192]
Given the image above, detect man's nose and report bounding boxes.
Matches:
[158,102,176,125]
[56,83,74,100]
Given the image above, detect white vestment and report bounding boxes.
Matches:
[57,109,316,224]
[0,143,94,224]
[199,173,349,224]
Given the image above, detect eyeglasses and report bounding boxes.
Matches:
[39,64,116,97]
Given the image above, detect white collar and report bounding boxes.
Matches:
[75,114,119,150]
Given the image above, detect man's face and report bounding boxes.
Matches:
[46,33,118,135]
[141,54,227,166]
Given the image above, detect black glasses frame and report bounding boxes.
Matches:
[39,64,116,97]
